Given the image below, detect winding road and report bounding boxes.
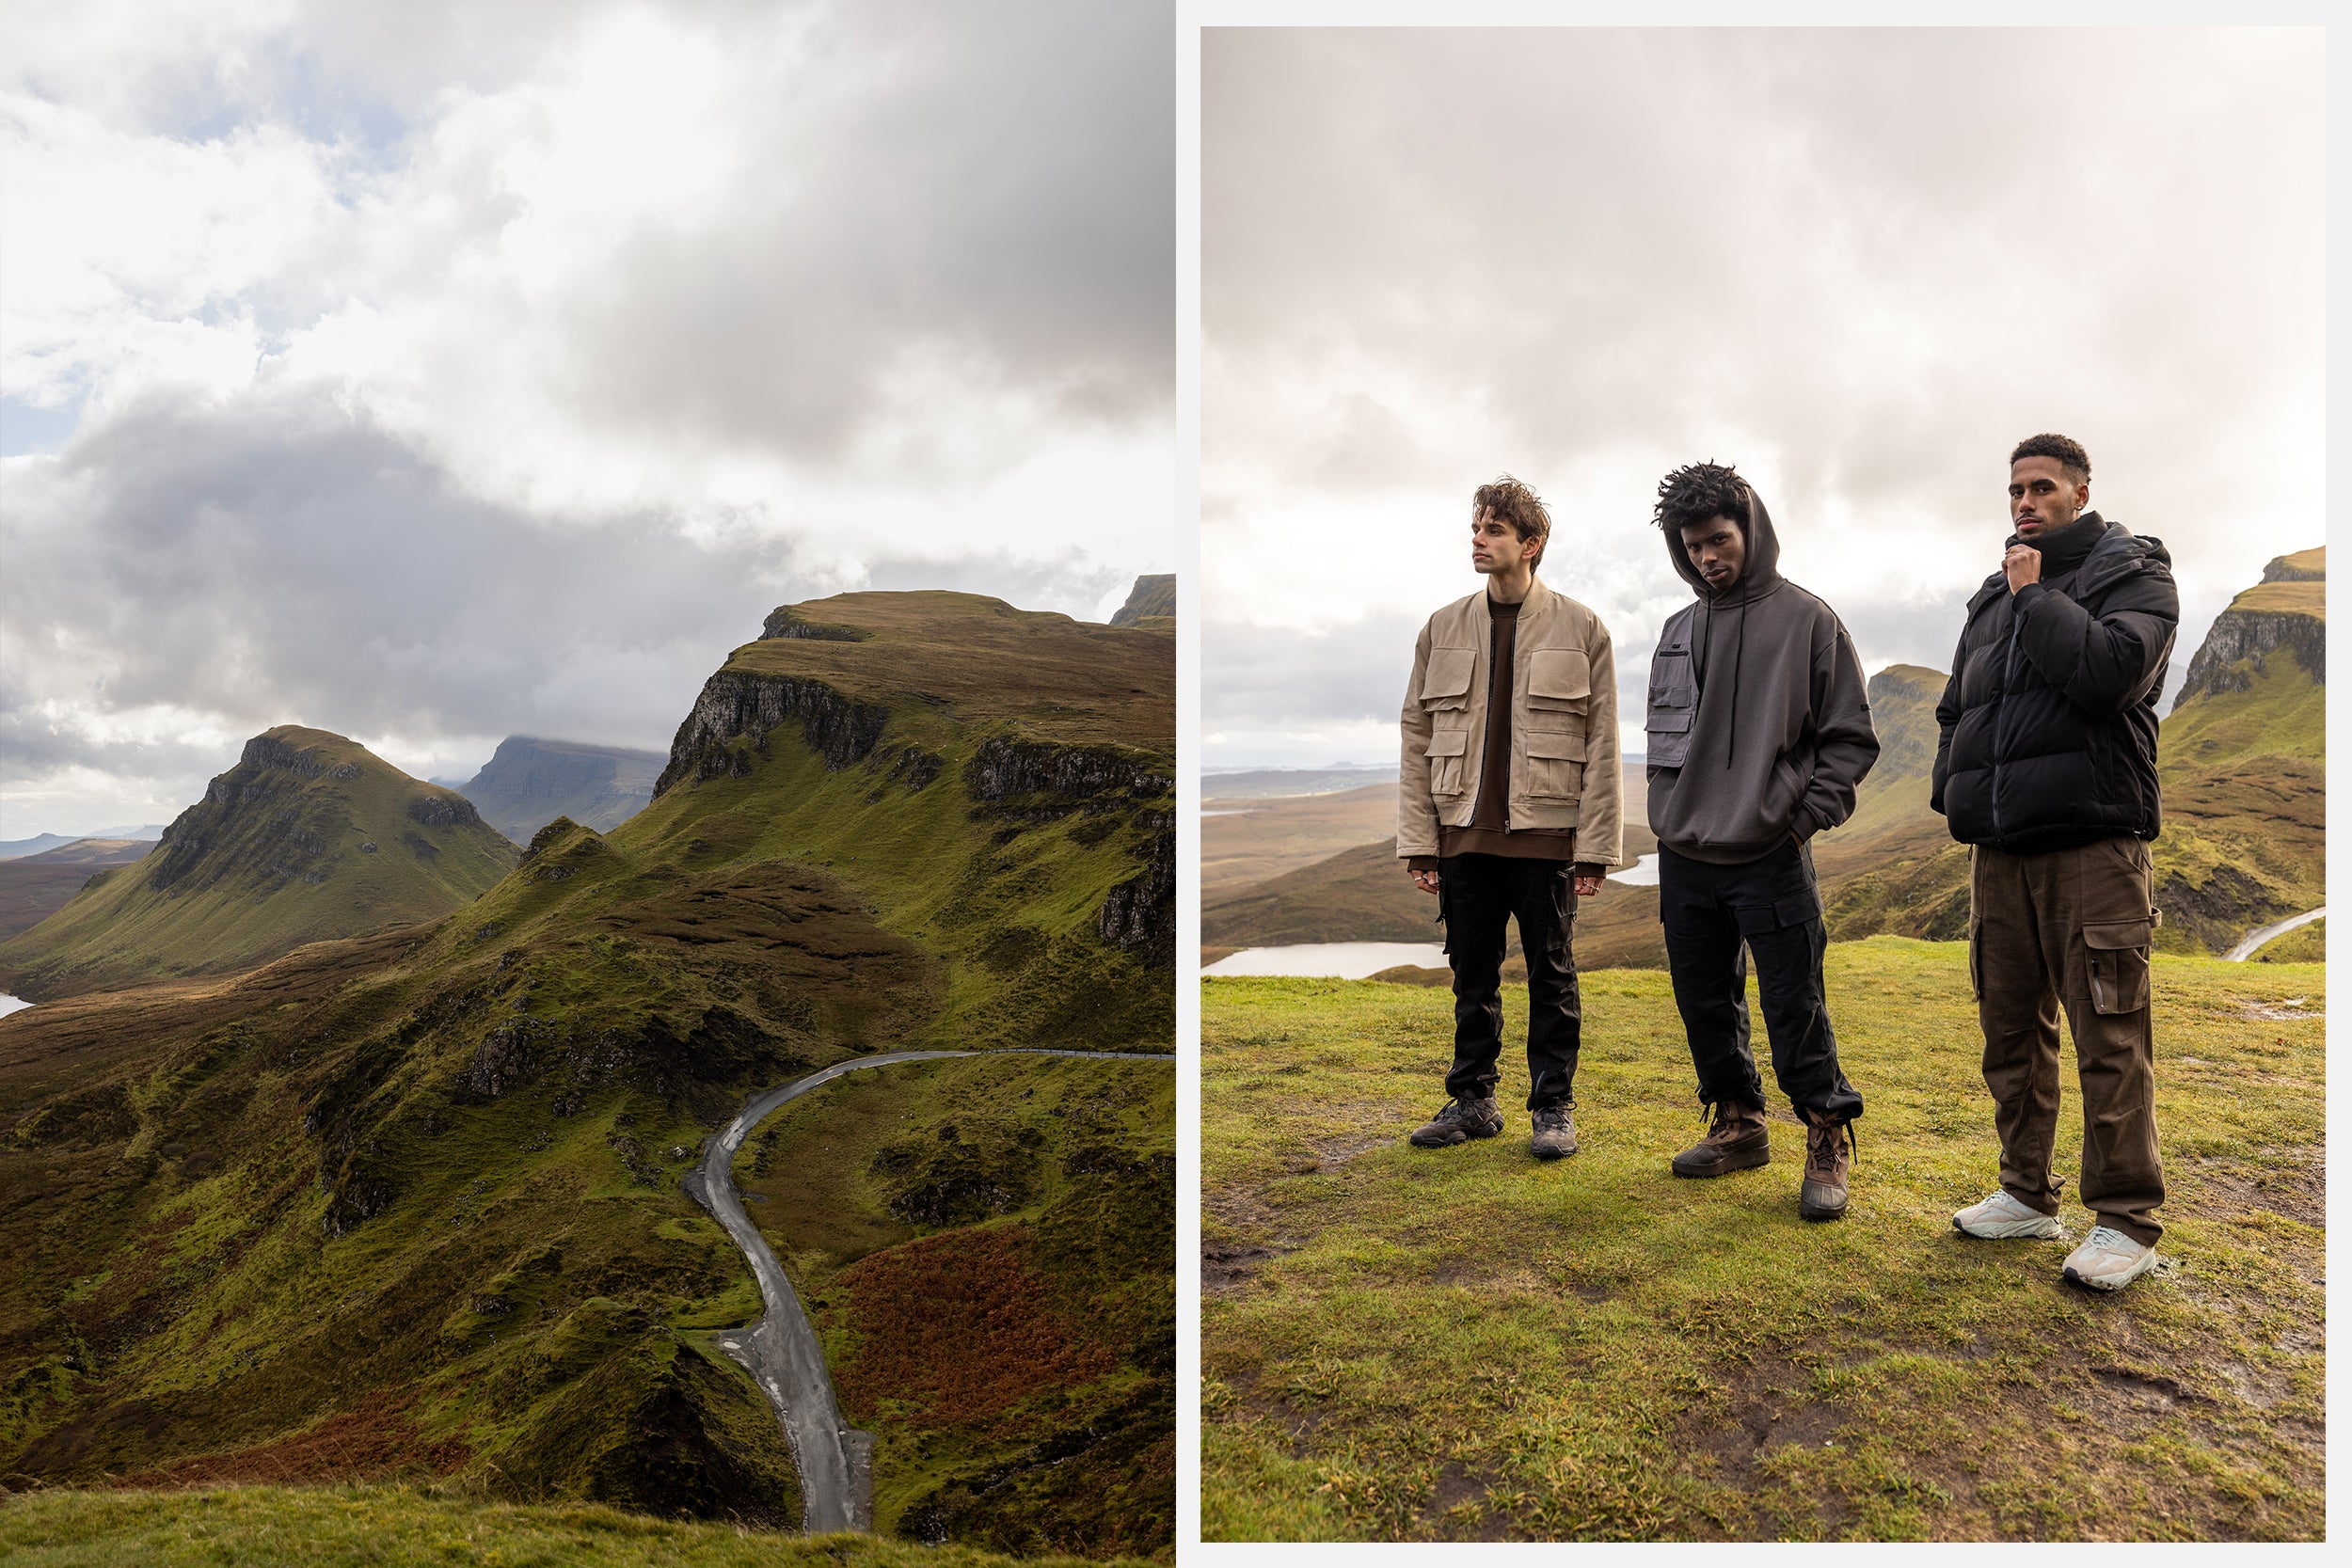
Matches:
[685,1047,1175,1534]
[2224,905,2328,962]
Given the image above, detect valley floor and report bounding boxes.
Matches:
[1201,938,2324,1542]
[0,1484,1152,1567]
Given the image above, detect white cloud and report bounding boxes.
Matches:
[1,0,1172,834]
[1203,27,2322,768]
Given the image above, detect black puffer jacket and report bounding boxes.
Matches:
[1931,513,2178,852]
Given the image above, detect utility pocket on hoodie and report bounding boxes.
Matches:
[1425,729,1471,797]
[2083,917,2153,1015]
[1524,727,1585,800]
[1527,647,1590,712]
[1647,645,1695,768]
[1420,647,1475,711]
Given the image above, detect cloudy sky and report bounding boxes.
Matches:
[2,0,1172,836]
[1202,27,2323,769]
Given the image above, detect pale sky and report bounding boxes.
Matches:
[1202,26,2324,768]
[1,0,1173,835]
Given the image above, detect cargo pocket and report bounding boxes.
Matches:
[1966,916,1983,1003]
[1736,883,1822,937]
[1420,646,1475,710]
[1527,646,1590,713]
[2083,917,2153,1015]
[1425,729,1471,798]
[1524,727,1585,800]
[1647,646,1696,768]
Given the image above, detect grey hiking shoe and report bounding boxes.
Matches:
[1528,1102,1578,1161]
[1670,1101,1770,1178]
[1798,1114,1853,1222]
[1409,1095,1503,1148]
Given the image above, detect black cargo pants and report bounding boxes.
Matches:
[1438,853,1581,1111]
[1658,839,1864,1125]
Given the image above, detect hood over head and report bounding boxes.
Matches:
[1668,478,1784,599]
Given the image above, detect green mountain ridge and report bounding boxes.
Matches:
[0,592,1174,1556]
[0,729,518,1000]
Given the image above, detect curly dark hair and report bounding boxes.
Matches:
[2010,433,2090,480]
[1652,462,1752,538]
[1471,474,1550,569]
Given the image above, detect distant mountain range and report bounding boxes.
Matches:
[1207,549,2324,965]
[454,736,668,846]
[0,827,165,861]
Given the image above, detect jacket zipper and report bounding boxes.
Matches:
[1990,597,2024,845]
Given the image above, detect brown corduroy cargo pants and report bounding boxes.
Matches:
[1969,835,2166,1246]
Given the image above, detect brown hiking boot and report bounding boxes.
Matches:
[1528,1102,1578,1160]
[1409,1095,1504,1148]
[1799,1114,1853,1222]
[1670,1101,1769,1178]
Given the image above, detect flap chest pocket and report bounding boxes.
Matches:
[1527,647,1590,709]
[2083,917,2153,1015]
[1420,647,1475,709]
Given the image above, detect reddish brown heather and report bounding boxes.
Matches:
[833,1224,1113,1430]
[107,1386,469,1489]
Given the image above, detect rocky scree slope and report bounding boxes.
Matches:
[0,592,1173,1554]
[0,728,516,1000]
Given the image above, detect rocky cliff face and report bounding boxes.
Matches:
[1098,812,1176,966]
[1108,574,1175,628]
[458,736,666,845]
[654,672,891,796]
[964,736,1172,805]
[2175,547,2325,706]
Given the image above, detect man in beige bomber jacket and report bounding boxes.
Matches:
[1399,476,1624,1160]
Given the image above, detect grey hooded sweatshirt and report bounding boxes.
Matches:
[1645,483,1879,864]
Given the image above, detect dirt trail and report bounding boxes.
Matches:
[686,1047,1172,1535]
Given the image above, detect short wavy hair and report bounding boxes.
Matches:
[1653,462,1751,539]
[2010,433,2090,481]
[1471,475,1550,569]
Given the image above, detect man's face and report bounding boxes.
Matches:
[1678,515,1745,592]
[1470,507,1535,577]
[2009,456,2089,537]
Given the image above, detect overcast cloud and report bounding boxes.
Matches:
[1202,27,2323,768]
[2,0,1173,834]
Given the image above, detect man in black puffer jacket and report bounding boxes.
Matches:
[1932,433,2178,1294]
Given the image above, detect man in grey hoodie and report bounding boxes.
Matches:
[1645,463,1878,1221]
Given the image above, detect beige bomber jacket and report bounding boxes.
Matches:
[1396,575,1625,866]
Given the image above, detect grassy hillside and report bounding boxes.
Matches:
[735,1053,1172,1556]
[0,729,517,1000]
[0,1484,1152,1567]
[0,594,1173,1557]
[1201,942,2323,1542]
[0,842,153,945]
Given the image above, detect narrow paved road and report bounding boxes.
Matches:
[686,1047,1174,1534]
[2224,905,2327,962]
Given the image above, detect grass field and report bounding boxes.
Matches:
[1200,939,2324,1542]
[0,1484,1153,1567]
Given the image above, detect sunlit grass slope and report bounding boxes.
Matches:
[0,1484,1154,1568]
[0,728,517,1000]
[0,593,1173,1556]
[1200,941,2322,1542]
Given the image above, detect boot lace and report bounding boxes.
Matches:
[1806,1119,1855,1177]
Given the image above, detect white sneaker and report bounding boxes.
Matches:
[2062,1226,2159,1292]
[1951,1189,2062,1240]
